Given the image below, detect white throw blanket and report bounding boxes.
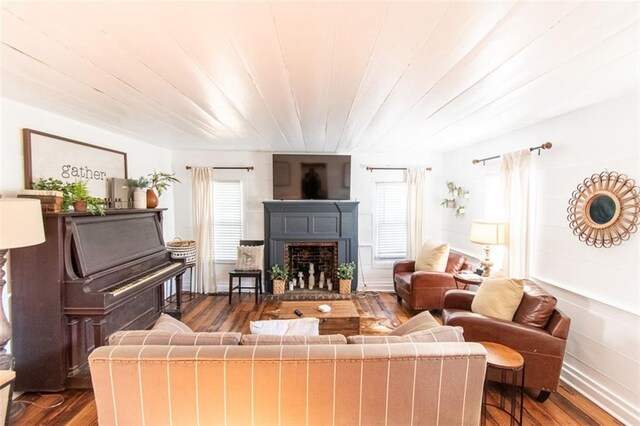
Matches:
[250,318,320,336]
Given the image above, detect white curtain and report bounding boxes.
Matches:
[192,167,216,293]
[501,149,531,278]
[406,168,426,259]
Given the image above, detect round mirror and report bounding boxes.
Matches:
[589,194,617,225]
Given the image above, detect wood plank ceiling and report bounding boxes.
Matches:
[1,1,638,152]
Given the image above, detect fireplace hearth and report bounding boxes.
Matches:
[263,201,359,293]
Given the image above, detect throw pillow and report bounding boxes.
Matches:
[471,278,525,321]
[390,310,440,336]
[415,240,450,272]
[241,334,347,345]
[236,245,264,271]
[250,318,320,336]
[512,281,558,328]
[109,330,241,346]
[151,313,193,333]
[348,326,464,344]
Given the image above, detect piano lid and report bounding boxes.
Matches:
[69,212,167,277]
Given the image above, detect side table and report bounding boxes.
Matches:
[479,341,525,426]
[453,272,483,289]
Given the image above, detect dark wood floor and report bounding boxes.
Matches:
[14,293,621,425]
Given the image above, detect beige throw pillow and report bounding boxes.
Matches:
[390,310,441,336]
[415,240,450,272]
[236,245,264,271]
[151,313,193,333]
[471,278,525,321]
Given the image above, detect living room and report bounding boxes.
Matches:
[0,1,638,425]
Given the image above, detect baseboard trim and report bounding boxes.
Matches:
[561,363,640,424]
[357,282,394,292]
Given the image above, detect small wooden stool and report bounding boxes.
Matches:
[480,341,525,426]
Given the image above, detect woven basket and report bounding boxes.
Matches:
[166,239,196,265]
[273,279,286,295]
[339,279,352,295]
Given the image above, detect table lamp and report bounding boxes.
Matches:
[0,196,45,421]
[469,220,505,277]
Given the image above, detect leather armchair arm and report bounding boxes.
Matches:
[443,290,475,310]
[446,312,567,355]
[393,260,415,275]
[410,271,456,289]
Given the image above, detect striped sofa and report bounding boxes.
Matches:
[89,341,487,425]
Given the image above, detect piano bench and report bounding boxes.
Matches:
[229,270,263,304]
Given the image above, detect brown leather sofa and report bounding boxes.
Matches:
[393,251,472,310]
[442,281,571,402]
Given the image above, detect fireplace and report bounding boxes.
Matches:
[263,201,359,292]
[285,241,339,291]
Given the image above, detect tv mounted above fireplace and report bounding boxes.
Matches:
[272,154,351,200]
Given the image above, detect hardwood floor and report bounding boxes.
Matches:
[14,293,621,425]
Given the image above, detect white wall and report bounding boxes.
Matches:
[441,94,640,424]
[171,150,443,292]
[1,98,176,236]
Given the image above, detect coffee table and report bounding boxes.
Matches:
[271,300,361,336]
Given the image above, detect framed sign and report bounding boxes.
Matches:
[23,129,128,199]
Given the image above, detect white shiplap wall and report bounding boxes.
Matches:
[170,150,443,292]
[441,94,640,424]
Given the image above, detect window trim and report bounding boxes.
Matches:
[212,179,244,264]
[373,180,408,263]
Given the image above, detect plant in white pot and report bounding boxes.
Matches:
[128,176,149,209]
[337,262,356,294]
[269,264,289,295]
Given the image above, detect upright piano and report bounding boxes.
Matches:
[10,209,186,391]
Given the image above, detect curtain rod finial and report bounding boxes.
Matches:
[472,159,480,165]
[542,142,552,150]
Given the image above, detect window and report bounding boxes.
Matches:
[375,182,407,260]
[213,180,243,262]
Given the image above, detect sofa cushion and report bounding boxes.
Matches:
[109,330,241,346]
[241,334,347,345]
[151,313,193,333]
[471,278,524,321]
[250,318,320,336]
[445,252,467,274]
[390,310,440,336]
[348,326,464,344]
[513,281,558,328]
[415,240,450,272]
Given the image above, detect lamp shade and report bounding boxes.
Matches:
[0,198,45,249]
[470,220,505,245]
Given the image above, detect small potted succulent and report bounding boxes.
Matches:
[337,261,356,294]
[65,181,104,215]
[269,264,289,295]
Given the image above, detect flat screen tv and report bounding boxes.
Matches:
[272,154,351,200]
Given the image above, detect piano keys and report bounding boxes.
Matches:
[10,209,186,392]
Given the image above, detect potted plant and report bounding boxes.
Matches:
[128,176,149,209]
[24,177,67,212]
[440,199,456,209]
[337,261,356,294]
[269,264,289,295]
[66,181,105,215]
[146,171,180,208]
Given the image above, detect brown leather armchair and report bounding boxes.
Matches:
[393,251,471,310]
[442,282,571,402]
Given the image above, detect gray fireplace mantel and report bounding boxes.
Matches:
[263,201,359,292]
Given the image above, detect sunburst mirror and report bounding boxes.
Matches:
[567,171,640,248]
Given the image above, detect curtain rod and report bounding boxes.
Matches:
[472,142,552,165]
[366,166,432,172]
[185,166,254,171]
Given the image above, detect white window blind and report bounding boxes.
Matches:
[213,180,243,262]
[375,182,407,260]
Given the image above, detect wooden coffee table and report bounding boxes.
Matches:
[270,300,361,336]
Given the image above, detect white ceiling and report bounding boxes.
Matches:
[1,1,638,153]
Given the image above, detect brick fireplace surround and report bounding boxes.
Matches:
[263,201,359,293]
[284,241,339,287]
